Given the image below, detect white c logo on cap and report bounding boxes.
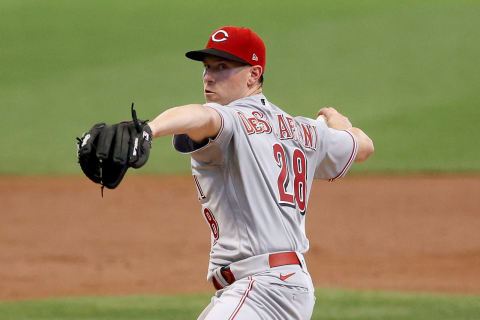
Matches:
[211,30,228,42]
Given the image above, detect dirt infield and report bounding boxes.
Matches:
[1,175,479,301]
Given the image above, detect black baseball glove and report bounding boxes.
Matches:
[77,103,152,191]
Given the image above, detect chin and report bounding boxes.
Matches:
[205,95,221,104]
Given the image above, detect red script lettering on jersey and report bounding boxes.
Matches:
[238,111,271,134]
[203,208,220,243]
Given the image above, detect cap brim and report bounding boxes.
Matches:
[185,48,249,65]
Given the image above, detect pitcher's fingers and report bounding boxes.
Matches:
[317,106,337,117]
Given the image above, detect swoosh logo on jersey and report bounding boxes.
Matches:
[279,272,296,281]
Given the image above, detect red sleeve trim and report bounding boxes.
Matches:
[328,130,358,182]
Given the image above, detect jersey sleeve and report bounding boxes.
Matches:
[172,103,236,165]
[314,128,358,181]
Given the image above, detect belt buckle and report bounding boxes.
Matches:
[220,266,236,284]
[212,266,236,290]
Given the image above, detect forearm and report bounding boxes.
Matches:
[348,127,374,162]
[148,104,221,142]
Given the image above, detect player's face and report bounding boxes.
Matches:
[202,56,252,105]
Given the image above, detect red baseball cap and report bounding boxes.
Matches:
[186,26,266,74]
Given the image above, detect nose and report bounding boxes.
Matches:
[203,68,215,84]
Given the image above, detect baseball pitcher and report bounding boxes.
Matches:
[77,26,374,319]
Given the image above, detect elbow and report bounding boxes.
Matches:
[355,138,374,162]
[365,137,375,158]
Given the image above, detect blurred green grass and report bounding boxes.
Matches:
[1,0,479,174]
[1,289,479,320]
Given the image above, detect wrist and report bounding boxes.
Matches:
[147,122,157,138]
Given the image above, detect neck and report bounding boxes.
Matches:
[247,85,263,97]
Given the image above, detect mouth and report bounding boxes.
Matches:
[204,89,214,94]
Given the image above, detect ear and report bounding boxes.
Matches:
[247,65,263,87]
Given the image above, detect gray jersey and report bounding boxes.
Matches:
[174,94,358,280]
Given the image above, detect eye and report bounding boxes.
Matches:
[218,63,227,71]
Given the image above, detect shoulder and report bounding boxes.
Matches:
[207,95,268,120]
[228,94,267,109]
